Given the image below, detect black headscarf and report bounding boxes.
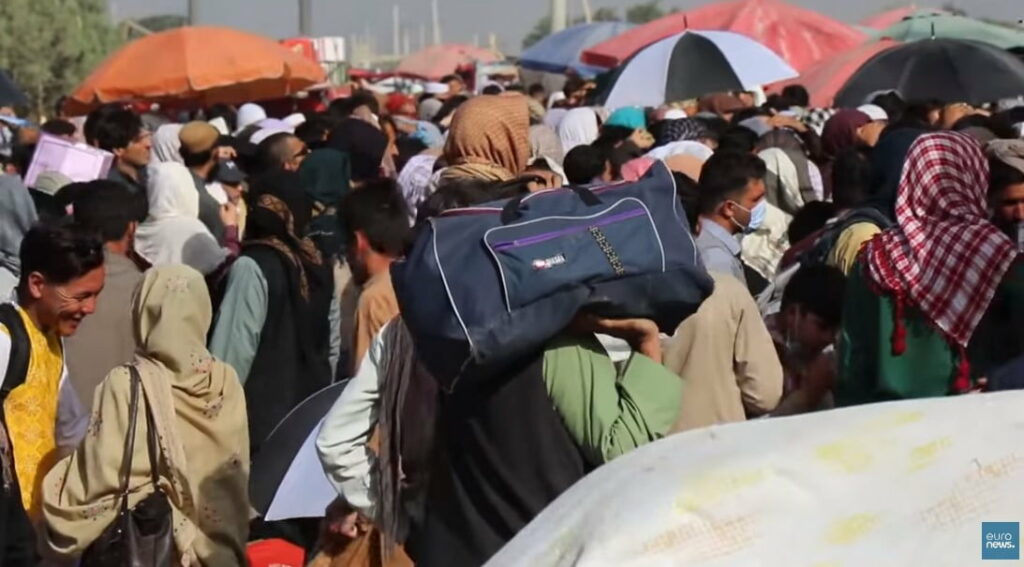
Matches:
[246,170,328,299]
[327,118,389,182]
[867,126,929,219]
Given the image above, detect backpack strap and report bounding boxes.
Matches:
[0,303,30,403]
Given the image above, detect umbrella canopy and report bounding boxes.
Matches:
[581,0,867,72]
[770,40,900,108]
[859,6,941,30]
[250,380,348,521]
[874,12,1024,49]
[835,39,1024,108]
[395,43,502,80]
[0,70,28,107]
[601,30,797,110]
[66,26,325,115]
[520,21,636,78]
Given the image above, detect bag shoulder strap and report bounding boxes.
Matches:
[0,303,30,402]
[118,365,142,511]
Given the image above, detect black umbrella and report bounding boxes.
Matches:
[835,39,1024,107]
[250,379,349,521]
[0,70,28,107]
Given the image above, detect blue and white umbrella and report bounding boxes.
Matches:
[601,30,797,109]
[520,22,636,78]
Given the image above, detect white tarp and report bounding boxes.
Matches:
[487,392,1024,567]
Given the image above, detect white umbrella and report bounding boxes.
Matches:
[602,30,797,110]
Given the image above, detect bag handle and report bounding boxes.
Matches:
[500,185,602,225]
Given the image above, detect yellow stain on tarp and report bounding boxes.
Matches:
[826,513,879,545]
[674,468,768,513]
[861,411,923,432]
[816,439,873,473]
[909,437,953,471]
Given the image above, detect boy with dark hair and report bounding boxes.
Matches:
[781,84,810,109]
[340,180,411,370]
[95,108,152,194]
[696,151,767,286]
[563,145,611,185]
[770,264,846,416]
[65,181,145,410]
[0,222,103,563]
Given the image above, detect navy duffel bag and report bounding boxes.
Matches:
[391,160,714,389]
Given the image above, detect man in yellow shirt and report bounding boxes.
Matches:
[0,222,104,565]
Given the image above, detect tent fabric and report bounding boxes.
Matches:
[602,31,796,110]
[66,26,325,115]
[581,0,867,72]
[520,22,635,78]
[835,39,1024,108]
[395,44,502,80]
[486,391,1024,566]
[770,40,900,108]
[873,12,1024,49]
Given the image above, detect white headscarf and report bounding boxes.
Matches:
[135,162,227,275]
[236,103,267,133]
[646,140,714,162]
[558,107,600,153]
[151,124,184,164]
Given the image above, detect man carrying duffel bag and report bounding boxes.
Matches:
[392,160,715,388]
[388,163,714,566]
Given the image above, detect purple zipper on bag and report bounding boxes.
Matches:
[491,208,646,252]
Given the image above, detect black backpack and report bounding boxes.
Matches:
[0,303,30,410]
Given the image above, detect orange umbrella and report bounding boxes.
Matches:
[395,44,502,80]
[66,26,325,115]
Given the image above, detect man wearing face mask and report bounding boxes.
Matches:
[695,151,768,288]
[770,265,846,416]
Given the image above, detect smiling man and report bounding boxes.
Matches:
[0,222,103,564]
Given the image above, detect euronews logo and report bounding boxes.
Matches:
[983,522,1019,560]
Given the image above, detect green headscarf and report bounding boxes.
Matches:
[298,148,351,257]
[299,148,351,207]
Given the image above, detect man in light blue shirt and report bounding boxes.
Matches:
[695,151,768,288]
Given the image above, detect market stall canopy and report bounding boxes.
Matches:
[0,70,28,107]
[487,391,1024,566]
[770,40,900,108]
[65,26,325,115]
[874,12,1024,49]
[601,30,797,109]
[395,44,502,81]
[581,0,867,72]
[835,39,1024,107]
[519,21,636,78]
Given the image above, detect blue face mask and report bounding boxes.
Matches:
[731,198,767,234]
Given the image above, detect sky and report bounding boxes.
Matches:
[109,0,1022,54]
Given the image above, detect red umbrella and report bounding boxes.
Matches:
[769,39,900,107]
[581,0,867,72]
[395,44,502,81]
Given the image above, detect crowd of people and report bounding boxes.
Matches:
[0,72,1024,566]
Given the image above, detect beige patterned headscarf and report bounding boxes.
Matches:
[440,94,530,184]
[42,265,250,566]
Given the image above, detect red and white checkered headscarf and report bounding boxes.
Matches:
[863,132,1018,389]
